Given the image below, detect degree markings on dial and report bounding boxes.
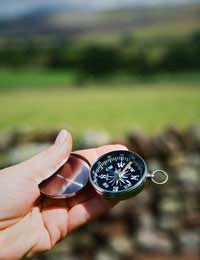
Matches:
[131,175,140,181]
[117,161,126,168]
[113,186,119,192]
[103,182,109,188]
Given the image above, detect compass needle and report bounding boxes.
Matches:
[119,161,133,178]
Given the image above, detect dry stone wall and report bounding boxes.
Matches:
[0,124,199,260]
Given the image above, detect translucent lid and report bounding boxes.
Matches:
[39,153,90,199]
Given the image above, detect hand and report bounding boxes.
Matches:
[0,130,127,260]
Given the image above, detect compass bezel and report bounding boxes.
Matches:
[89,150,148,199]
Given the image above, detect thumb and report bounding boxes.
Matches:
[19,129,72,184]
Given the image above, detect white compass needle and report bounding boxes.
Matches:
[119,161,132,178]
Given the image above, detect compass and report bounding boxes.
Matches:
[89,150,168,200]
[39,150,168,201]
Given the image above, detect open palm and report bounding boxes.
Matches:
[0,130,126,260]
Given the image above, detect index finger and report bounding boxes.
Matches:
[74,144,128,165]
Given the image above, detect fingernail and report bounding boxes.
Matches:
[55,129,70,146]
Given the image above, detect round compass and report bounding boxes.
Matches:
[90,150,167,200]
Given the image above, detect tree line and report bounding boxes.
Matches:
[0,31,199,77]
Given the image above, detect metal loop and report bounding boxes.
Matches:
[148,170,168,185]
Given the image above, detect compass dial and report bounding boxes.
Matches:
[90,150,147,198]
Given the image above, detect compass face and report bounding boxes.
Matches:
[90,150,147,195]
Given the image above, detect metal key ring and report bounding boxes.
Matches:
[147,170,168,185]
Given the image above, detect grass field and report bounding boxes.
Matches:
[0,83,199,137]
[0,70,76,89]
[1,69,200,89]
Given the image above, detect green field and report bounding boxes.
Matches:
[1,69,200,89]
[0,70,76,89]
[0,83,199,137]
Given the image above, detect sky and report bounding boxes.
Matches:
[0,0,199,19]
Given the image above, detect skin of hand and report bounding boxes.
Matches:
[0,130,127,260]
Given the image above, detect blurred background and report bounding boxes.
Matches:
[0,0,200,259]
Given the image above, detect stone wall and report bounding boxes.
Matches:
[0,124,199,260]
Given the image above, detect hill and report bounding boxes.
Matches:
[0,3,199,40]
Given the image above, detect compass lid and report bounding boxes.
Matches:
[39,153,90,199]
